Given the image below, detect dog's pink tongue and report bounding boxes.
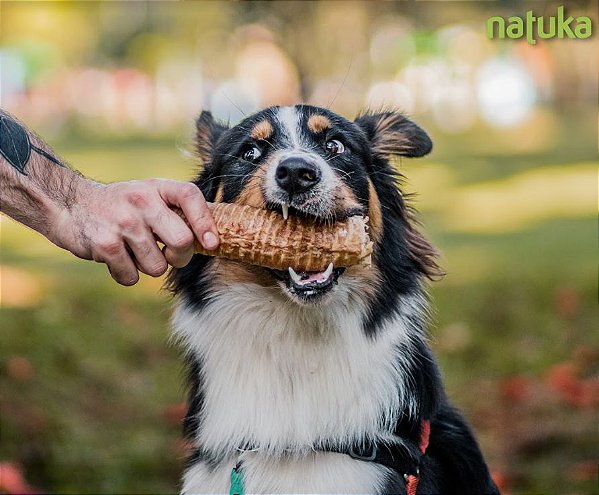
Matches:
[302,270,328,283]
[289,263,334,286]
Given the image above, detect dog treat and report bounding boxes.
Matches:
[180,202,373,272]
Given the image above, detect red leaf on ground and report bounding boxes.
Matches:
[491,469,511,494]
[545,362,598,408]
[500,375,533,404]
[5,356,35,382]
[0,462,38,494]
[545,362,581,403]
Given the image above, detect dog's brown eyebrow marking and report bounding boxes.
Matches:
[234,165,267,209]
[307,114,332,134]
[251,120,273,141]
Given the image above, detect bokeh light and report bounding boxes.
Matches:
[477,58,536,128]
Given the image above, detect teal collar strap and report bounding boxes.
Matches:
[230,463,244,495]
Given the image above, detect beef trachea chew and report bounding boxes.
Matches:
[180,202,373,272]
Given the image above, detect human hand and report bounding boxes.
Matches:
[50,178,219,285]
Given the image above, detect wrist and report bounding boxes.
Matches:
[46,174,102,250]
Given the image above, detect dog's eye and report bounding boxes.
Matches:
[242,146,262,162]
[325,139,345,154]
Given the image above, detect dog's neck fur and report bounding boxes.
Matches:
[172,279,429,460]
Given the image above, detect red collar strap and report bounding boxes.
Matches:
[404,419,431,495]
[405,419,431,495]
[420,419,432,454]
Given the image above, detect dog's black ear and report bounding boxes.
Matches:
[195,111,228,167]
[354,111,432,159]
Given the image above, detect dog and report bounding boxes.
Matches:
[167,105,500,494]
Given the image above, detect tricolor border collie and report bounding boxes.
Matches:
[168,105,500,494]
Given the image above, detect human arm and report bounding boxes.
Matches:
[0,110,219,286]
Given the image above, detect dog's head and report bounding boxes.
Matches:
[172,105,440,328]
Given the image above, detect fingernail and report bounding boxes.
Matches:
[202,231,219,250]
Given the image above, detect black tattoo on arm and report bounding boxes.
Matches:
[0,109,85,236]
[0,113,63,175]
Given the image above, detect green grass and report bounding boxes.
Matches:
[1,138,596,494]
[1,273,183,493]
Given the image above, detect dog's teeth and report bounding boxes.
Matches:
[282,203,289,220]
[323,262,333,279]
[288,267,302,284]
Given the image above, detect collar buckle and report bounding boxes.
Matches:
[347,442,378,461]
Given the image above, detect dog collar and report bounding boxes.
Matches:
[228,420,430,495]
[327,419,431,495]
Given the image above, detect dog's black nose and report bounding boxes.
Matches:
[275,158,321,196]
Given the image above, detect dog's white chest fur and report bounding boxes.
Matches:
[172,283,420,493]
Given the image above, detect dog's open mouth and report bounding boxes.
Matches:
[264,202,355,301]
[269,264,345,302]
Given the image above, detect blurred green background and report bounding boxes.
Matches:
[1,1,597,494]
